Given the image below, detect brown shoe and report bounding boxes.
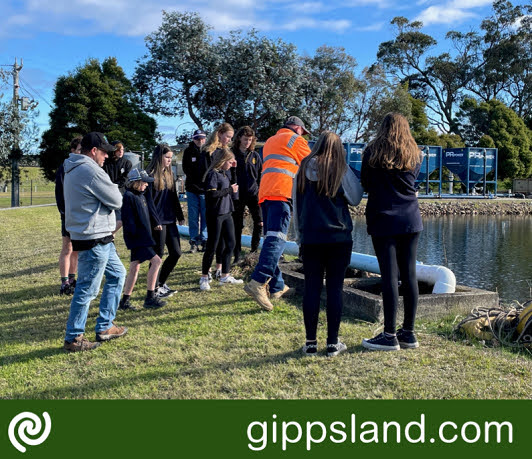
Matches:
[244,279,274,311]
[96,324,128,342]
[271,285,296,300]
[64,334,101,352]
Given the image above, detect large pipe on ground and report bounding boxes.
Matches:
[177,225,456,294]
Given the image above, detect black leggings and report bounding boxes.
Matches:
[153,223,182,285]
[371,232,420,334]
[202,213,235,275]
[302,242,352,345]
[232,194,262,258]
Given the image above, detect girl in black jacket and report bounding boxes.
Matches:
[119,169,165,310]
[294,131,362,357]
[360,113,423,351]
[199,149,243,291]
[146,144,186,297]
[231,126,263,263]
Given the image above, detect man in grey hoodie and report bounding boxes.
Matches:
[63,132,128,352]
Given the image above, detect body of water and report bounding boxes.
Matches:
[347,215,531,302]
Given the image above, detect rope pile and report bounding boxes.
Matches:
[454,300,532,349]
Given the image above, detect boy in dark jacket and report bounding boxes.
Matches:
[119,168,165,310]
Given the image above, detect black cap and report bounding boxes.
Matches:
[110,140,122,147]
[192,129,206,140]
[127,168,154,183]
[81,132,115,153]
[284,116,311,136]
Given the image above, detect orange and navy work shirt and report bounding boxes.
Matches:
[258,128,311,204]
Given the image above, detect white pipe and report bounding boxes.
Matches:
[177,225,456,294]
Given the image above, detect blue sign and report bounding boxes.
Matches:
[443,148,497,184]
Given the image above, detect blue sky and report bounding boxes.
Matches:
[0,0,527,144]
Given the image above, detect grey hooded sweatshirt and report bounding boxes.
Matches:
[63,153,122,241]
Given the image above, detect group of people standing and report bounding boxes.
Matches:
[57,112,423,357]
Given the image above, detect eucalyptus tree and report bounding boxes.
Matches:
[377,16,478,134]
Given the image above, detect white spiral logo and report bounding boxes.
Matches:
[8,411,52,453]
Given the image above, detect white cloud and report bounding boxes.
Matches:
[280,18,351,32]
[413,0,494,26]
[355,21,385,31]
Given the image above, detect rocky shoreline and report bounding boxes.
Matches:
[349,199,532,217]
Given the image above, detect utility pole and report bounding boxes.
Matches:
[11,58,23,207]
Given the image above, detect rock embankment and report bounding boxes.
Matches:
[349,199,532,217]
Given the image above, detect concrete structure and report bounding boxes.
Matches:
[280,262,498,323]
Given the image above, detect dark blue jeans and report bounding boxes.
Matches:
[251,200,291,294]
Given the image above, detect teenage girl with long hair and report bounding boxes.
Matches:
[199,123,235,279]
[360,113,423,351]
[294,131,362,357]
[146,144,185,297]
[231,126,263,263]
[199,149,243,291]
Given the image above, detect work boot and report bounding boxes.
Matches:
[244,279,274,311]
[96,324,128,342]
[270,284,296,300]
[64,334,101,352]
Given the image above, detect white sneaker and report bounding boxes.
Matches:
[199,277,211,291]
[219,275,244,285]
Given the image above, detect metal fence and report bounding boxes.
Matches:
[0,180,55,208]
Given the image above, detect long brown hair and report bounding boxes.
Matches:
[364,113,420,170]
[203,122,234,155]
[233,126,256,153]
[297,131,347,198]
[203,149,235,182]
[146,144,174,191]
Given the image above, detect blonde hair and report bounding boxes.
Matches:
[297,131,347,198]
[203,149,235,182]
[203,122,234,155]
[146,144,174,191]
[364,113,421,170]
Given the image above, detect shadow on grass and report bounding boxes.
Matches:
[8,347,308,399]
[0,346,65,366]
[0,262,57,281]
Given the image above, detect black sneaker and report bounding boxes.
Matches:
[327,341,347,357]
[362,332,400,351]
[59,283,72,295]
[396,329,419,349]
[118,297,138,311]
[302,342,318,357]
[144,296,166,309]
[156,284,175,298]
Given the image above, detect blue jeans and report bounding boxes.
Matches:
[251,200,291,294]
[65,242,126,341]
[187,191,207,244]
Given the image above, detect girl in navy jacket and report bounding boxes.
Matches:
[146,144,185,297]
[199,149,243,291]
[294,131,362,357]
[360,113,423,351]
[119,168,165,310]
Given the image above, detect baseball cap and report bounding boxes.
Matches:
[284,116,311,136]
[192,129,206,140]
[127,168,154,183]
[81,132,115,153]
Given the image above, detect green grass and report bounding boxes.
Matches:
[0,206,530,399]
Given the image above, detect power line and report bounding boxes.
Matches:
[19,75,53,108]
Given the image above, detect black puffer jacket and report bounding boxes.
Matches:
[182,141,204,194]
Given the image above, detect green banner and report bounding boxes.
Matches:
[0,401,528,458]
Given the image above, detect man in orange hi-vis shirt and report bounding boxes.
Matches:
[244,116,311,311]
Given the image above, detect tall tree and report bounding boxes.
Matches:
[377,16,477,134]
[40,57,156,180]
[457,98,532,178]
[134,12,303,139]
[300,45,361,136]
